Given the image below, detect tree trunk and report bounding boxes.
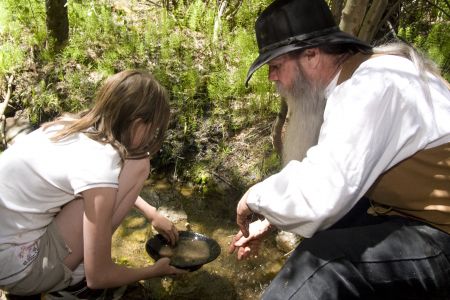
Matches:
[45,0,69,48]
[271,98,288,157]
[339,0,370,36]
[359,0,389,42]
[213,1,228,43]
[330,0,345,25]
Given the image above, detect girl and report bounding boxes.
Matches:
[0,70,186,298]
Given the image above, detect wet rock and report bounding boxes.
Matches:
[4,114,33,146]
[142,189,160,206]
[185,222,192,231]
[157,206,187,223]
[157,191,175,203]
[275,231,301,253]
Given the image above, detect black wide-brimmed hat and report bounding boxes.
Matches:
[245,0,372,85]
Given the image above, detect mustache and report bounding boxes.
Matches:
[275,64,315,99]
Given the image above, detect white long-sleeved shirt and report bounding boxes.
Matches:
[246,55,450,238]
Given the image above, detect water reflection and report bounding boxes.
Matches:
[112,176,287,299]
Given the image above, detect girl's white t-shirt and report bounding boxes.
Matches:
[0,124,121,284]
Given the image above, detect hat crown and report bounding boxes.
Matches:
[256,0,337,54]
[245,0,371,85]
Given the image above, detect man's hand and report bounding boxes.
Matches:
[228,219,273,260]
[236,189,253,237]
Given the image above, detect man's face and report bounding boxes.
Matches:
[269,54,319,100]
[267,54,299,93]
[271,53,328,165]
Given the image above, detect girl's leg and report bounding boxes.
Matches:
[54,198,84,270]
[54,158,150,270]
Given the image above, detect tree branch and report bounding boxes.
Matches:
[0,75,14,117]
[147,0,162,7]
[375,0,402,38]
[423,0,450,19]
[1,75,14,148]
[330,0,345,24]
[225,0,243,20]
[213,0,227,42]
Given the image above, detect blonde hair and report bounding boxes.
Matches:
[44,70,170,161]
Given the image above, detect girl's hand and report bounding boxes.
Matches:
[134,197,178,245]
[152,212,179,245]
[151,257,188,276]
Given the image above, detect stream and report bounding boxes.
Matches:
[112,176,288,299]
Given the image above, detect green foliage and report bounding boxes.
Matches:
[135,0,279,145]
[419,24,448,81]
[397,0,450,81]
[27,80,60,123]
[4,0,448,181]
[1,0,277,131]
[0,0,47,42]
[0,0,45,77]
[233,0,273,28]
[191,162,211,193]
[183,0,213,31]
[0,42,24,75]
[399,23,450,81]
[260,147,282,178]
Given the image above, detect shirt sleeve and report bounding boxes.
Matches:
[68,139,122,195]
[247,56,432,238]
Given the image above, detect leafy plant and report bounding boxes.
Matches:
[0,42,25,76]
[2,0,447,180]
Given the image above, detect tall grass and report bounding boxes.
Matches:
[0,0,279,178]
[1,0,277,127]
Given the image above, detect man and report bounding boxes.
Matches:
[228,0,450,299]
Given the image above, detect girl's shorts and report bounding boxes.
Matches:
[2,221,73,295]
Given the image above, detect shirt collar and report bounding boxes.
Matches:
[325,69,341,98]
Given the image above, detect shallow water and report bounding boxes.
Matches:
[158,239,211,266]
[112,177,287,299]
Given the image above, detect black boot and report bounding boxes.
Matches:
[5,293,41,300]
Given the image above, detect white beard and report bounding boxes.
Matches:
[279,67,327,166]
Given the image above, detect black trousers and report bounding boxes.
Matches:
[262,198,450,300]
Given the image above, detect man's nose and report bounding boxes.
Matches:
[268,67,278,81]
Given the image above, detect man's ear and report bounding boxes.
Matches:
[303,48,320,69]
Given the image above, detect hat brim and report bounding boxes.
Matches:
[245,31,372,86]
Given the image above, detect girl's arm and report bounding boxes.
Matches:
[134,196,179,245]
[82,187,186,289]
